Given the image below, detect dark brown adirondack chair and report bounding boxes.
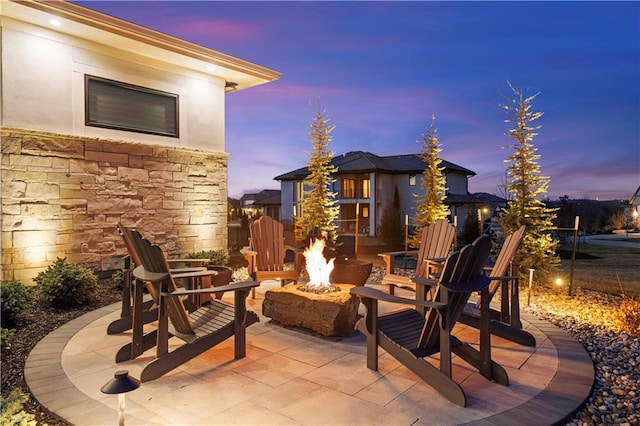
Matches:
[107,223,212,334]
[114,229,259,382]
[242,215,303,298]
[351,235,509,407]
[460,225,535,346]
[378,218,455,299]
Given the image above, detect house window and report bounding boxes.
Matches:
[361,179,370,199]
[343,178,356,198]
[293,181,304,217]
[361,205,369,218]
[85,75,179,137]
[409,175,416,186]
[342,175,369,199]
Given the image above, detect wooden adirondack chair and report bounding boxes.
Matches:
[242,215,303,298]
[351,235,509,407]
[114,228,259,382]
[378,218,455,298]
[107,223,212,334]
[460,225,535,346]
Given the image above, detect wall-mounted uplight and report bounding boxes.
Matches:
[50,19,61,27]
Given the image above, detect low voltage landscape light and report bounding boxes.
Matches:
[101,370,141,426]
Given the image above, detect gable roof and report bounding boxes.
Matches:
[274,151,475,181]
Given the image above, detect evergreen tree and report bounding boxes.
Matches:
[294,107,339,245]
[410,115,450,247]
[380,184,403,247]
[498,82,559,280]
[459,211,480,246]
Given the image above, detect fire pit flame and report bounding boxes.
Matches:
[302,238,337,293]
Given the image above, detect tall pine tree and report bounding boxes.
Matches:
[294,107,339,245]
[410,115,450,247]
[498,82,559,279]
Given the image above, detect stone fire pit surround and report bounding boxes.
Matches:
[262,283,358,337]
[261,239,372,337]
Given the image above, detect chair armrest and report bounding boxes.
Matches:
[378,250,418,257]
[132,266,168,282]
[378,250,418,274]
[168,280,259,297]
[168,258,209,263]
[439,275,491,293]
[489,275,519,282]
[172,269,217,280]
[351,286,446,310]
[411,277,440,287]
[241,250,257,276]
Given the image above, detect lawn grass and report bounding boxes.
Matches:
[559,243,640,297]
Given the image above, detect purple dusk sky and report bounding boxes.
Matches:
[74,1,639,201]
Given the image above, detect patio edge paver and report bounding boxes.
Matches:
[24,304,151,425]
[464,312,595,426]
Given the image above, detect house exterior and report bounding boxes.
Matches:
[0,0,280,281]
[275,151,480,238]
[250,190,282,221]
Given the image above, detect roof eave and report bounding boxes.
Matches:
[8,0,281,91]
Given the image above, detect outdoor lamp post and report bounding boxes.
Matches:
[527,268,535,307]
[101,370,141,426]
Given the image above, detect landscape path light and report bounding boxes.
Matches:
[527,268,535,307]
[101,370,141,426]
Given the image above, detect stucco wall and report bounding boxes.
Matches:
[1,24,225,152]
[1,128,228,283]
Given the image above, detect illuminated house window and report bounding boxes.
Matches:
[293,181,304,217]
[342,175,369,199]
[409,175,416,186]
[362,205,369,218]
[86,75,179,137]
[343,178,356,198]
[362,179,370,198]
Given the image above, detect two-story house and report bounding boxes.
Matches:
[275,151,480,237]
[0,0,280,281]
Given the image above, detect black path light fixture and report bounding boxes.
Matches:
[101,370,141,426]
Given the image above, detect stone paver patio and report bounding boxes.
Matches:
[25,281,594,425]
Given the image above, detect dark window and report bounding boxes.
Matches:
[85,75,178,137]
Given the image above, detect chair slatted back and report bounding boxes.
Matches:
[487,225,526,297]
[127,228,195,336]
[249,216,287,272]
[415,219,456,278]
[418,235,492,349]
[118,223,161,303]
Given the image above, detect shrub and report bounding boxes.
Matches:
[34,258,98,308]
[1,327,15,349]
[0,389,37,426]
[111,269,124,291]
[615,298,640,336]
[187,249,229,266]
[0,281,33,327]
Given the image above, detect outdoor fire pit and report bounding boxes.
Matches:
[330,257,373,287]
[262,239,366,337]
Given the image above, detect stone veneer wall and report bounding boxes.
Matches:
[1,127,228,283]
